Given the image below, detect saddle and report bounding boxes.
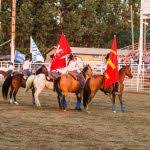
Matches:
[49,71,61,81]
[68,71,80,81]
[68,71,85,88]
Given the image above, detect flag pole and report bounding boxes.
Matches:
[11,0,16,63]
[0,0,2,29]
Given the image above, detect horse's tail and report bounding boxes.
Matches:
[2,76,12,100]
[25,75,35,92]
[54,77,62,96]
[83,78,91,108]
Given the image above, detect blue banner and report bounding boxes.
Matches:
[14,50,25,63]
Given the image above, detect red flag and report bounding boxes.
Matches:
[55,33,71,58]
[104,35,119,88]
[50,56,66,71]
[50,33,71,70]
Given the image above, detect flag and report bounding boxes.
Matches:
[14,50,25,63]
[50,33,71,70]
[104,35,119,88]
[50,56,66,71]
[55,32,71,58]
[30,37,44,62]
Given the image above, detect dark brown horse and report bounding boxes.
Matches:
[2,65,48,105]
[83,65,133,113]
[54,65,93,110]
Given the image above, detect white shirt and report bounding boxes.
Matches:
[23,60,31,70]
[67,57,84,72]
[57,67,68,74]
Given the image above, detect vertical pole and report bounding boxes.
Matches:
[0,0,2,29]
[131,5,134,51]
[137,0,144,92]
[11,0,16,63]
[144,20,147,51]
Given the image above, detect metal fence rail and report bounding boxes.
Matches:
[0,61,150,93]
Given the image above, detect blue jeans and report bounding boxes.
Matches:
[24,69,31,76]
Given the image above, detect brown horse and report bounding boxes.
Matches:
[2,65,48,105]
[54,65,93,110]
[83,65,133,113]
[0,70,8,78]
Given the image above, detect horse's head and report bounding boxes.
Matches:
[122,65,133,78]
[82,64,93,79]
[36,65,48,76]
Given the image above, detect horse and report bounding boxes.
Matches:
[83,65,133,113]
[2,65,48,105]
[25,73,54,107]
[0,70,8,78]
[54,64,93,110]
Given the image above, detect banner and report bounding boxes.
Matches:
[30,37,44,62]
[14,50,25,63]
[104,35,119,88]
[50,33,71,70]
[55,33,71,58]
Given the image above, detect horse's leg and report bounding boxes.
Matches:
[60,95,67,111]
[118,93,125,112]
[57,95,61,109]
[34,88,41,107]
[86,91,96,110]
[9,87,14,104]
[31,88,35,105]
[111,94,116,113]
[13,88,19,105]
[75,92,82,110]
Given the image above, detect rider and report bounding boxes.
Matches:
[23,55,32,76]
[67,54,85,87]
[6,62,14,75]
[104,53,120,95]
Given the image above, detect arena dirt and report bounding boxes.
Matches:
[0,81,149,150]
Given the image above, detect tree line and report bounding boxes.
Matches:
[0,0,142,55]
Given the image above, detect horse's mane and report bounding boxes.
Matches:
[35,65,46,75]
[119,65,130,73]
[82,64,91,73]
[82,65,91,78]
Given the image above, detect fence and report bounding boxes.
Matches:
[0,61,150,93]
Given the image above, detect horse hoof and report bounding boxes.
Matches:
[9,99,13,104]
[113,110,116,113]
[36,104,41,107]
[75,107,82,111]
[86,110,91,114]
[14,101,19,106]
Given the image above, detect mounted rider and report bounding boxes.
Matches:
[104,53,119,95]
[6,62,14,76]
[67,54,85,88]
[103,35,120,95]
[23,55,32,76]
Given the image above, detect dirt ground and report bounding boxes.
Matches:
[0,81,149,150]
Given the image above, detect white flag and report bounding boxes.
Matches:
[30,37,44,62]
